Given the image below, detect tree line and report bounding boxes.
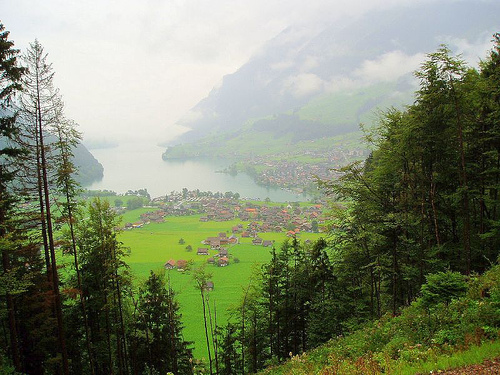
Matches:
[0,24,193,374]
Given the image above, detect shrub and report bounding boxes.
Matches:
[420,271,467,309]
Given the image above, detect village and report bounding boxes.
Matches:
[231,147,368,194]
[121,191,326,272]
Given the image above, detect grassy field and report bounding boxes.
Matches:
[119,209,323,359]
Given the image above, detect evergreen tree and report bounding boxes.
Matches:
[307,238,341,347]
[217,323,242,375]
[475,33,500,265]
[70,198,131,374]
[17,39,71,373]
[321,39,500,323]
[0,22,25,372]
[130,271,193,374]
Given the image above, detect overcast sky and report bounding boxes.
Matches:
[1,0,444,145]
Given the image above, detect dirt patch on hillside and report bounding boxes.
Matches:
[433,357,500,374]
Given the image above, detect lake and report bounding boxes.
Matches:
[85,143,309,202]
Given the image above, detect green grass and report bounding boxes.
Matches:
[120,206,159,224]
[165,128,366,161]
[297,81,412,126]
[82,193,147,205]
[394,340,500,374]
[119,209,323,359]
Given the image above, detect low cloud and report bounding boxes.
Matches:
[354,50,425,83]
[442,33,497,67]
[271,60,295,71]
[300,55,320,72]
[282,73,325,98]
[179,110,205,125]
[282,51,424,98]
[324,76,358,93]
[0,0,464,144]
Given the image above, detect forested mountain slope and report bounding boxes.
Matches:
[259,265,500,375]
[72,142,103,186]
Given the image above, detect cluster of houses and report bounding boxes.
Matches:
[123,195,324,238]
[153,200,325,273]
[245,147,369,192]
[191,228,277,267]
[198,200,236,222]
[196,232,236,267]
[203,232,238,248]
[196,248,229,267]
[124,196,239,229]
[163,259,191,271]
[199,203,324,240]
[236,204,323,234]
[199,201,324,235]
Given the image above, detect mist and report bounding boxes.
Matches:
[1,0,453,146]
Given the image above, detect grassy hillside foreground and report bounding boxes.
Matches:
[259,265,500,374]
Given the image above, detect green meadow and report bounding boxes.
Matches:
[118,208,323,359]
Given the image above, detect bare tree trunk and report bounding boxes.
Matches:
[104,293,114,375]
[145,327,152,375]
[493,153,500,221]
[392,233,398,315]
[363,241,375,318]
[113,255,129,375]
[253,312,258,372]
[429,177,441,247]
[206,294,217,371]
[36,87,69,374]
[213,301,219,375]
[452,85,471,274]
[114,303,124,375]
[200,289,213,374]
[420,195,426,286]
[167,277,178,374]
[241,289,247,373]
[376,257,382,318]
[34,121,51,279]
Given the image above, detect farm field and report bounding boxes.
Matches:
[119,208,324,359]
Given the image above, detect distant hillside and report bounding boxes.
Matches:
[73,142,104,186]
[166,0,500,151]
[0,132,103,186]
[163,80,412,159]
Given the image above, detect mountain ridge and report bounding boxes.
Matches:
[168,0,500,147]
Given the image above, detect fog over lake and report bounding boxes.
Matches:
[86,143,309,202]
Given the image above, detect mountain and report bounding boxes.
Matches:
[169,0,500,148]
[73,142,104,186]
[0,135,103,187]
